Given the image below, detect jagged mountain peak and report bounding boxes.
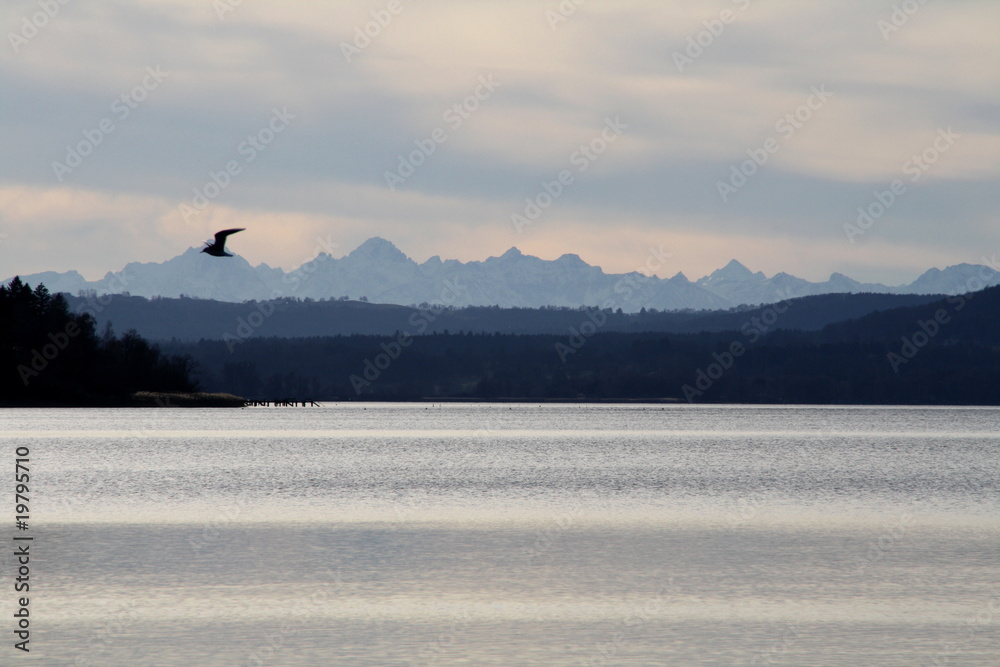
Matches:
[719,259,754,278]
[907,262,1000,295]
[827,272,860,287]
[348,237,410,263]
[698,259,758,285]
[556,253,587,266]
[499,247,524,260]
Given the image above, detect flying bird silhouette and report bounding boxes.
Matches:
[201,228,245,257]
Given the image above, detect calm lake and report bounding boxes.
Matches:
[5,404,999,666]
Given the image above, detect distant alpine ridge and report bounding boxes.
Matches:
[12,237,1000,312]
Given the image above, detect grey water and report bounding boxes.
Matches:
[4,404,999,666]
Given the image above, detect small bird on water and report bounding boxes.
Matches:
[201,228,245,257]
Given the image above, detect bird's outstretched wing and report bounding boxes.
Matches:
[214,228,245,244]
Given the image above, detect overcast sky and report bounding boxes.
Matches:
[1,0,997,285]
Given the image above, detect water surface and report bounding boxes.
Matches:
[5,404,999,665]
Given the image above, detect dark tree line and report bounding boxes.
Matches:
[61,290,947,342]
[160,285,1000,405]
[1,278,195,405]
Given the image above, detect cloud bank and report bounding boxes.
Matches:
[1,0,998,284]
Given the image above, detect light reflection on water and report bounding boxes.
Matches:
[5,404,1000,666]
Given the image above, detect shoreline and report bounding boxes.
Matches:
[0,392,247,408]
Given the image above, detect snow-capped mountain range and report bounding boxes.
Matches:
[9,237,1000,312]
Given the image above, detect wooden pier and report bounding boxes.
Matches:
[244,400,322,407]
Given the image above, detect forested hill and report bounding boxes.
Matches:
[159,286,1000,405]
[62,291,947,341]
[817,285,1000,347]
[1,278,195,405]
